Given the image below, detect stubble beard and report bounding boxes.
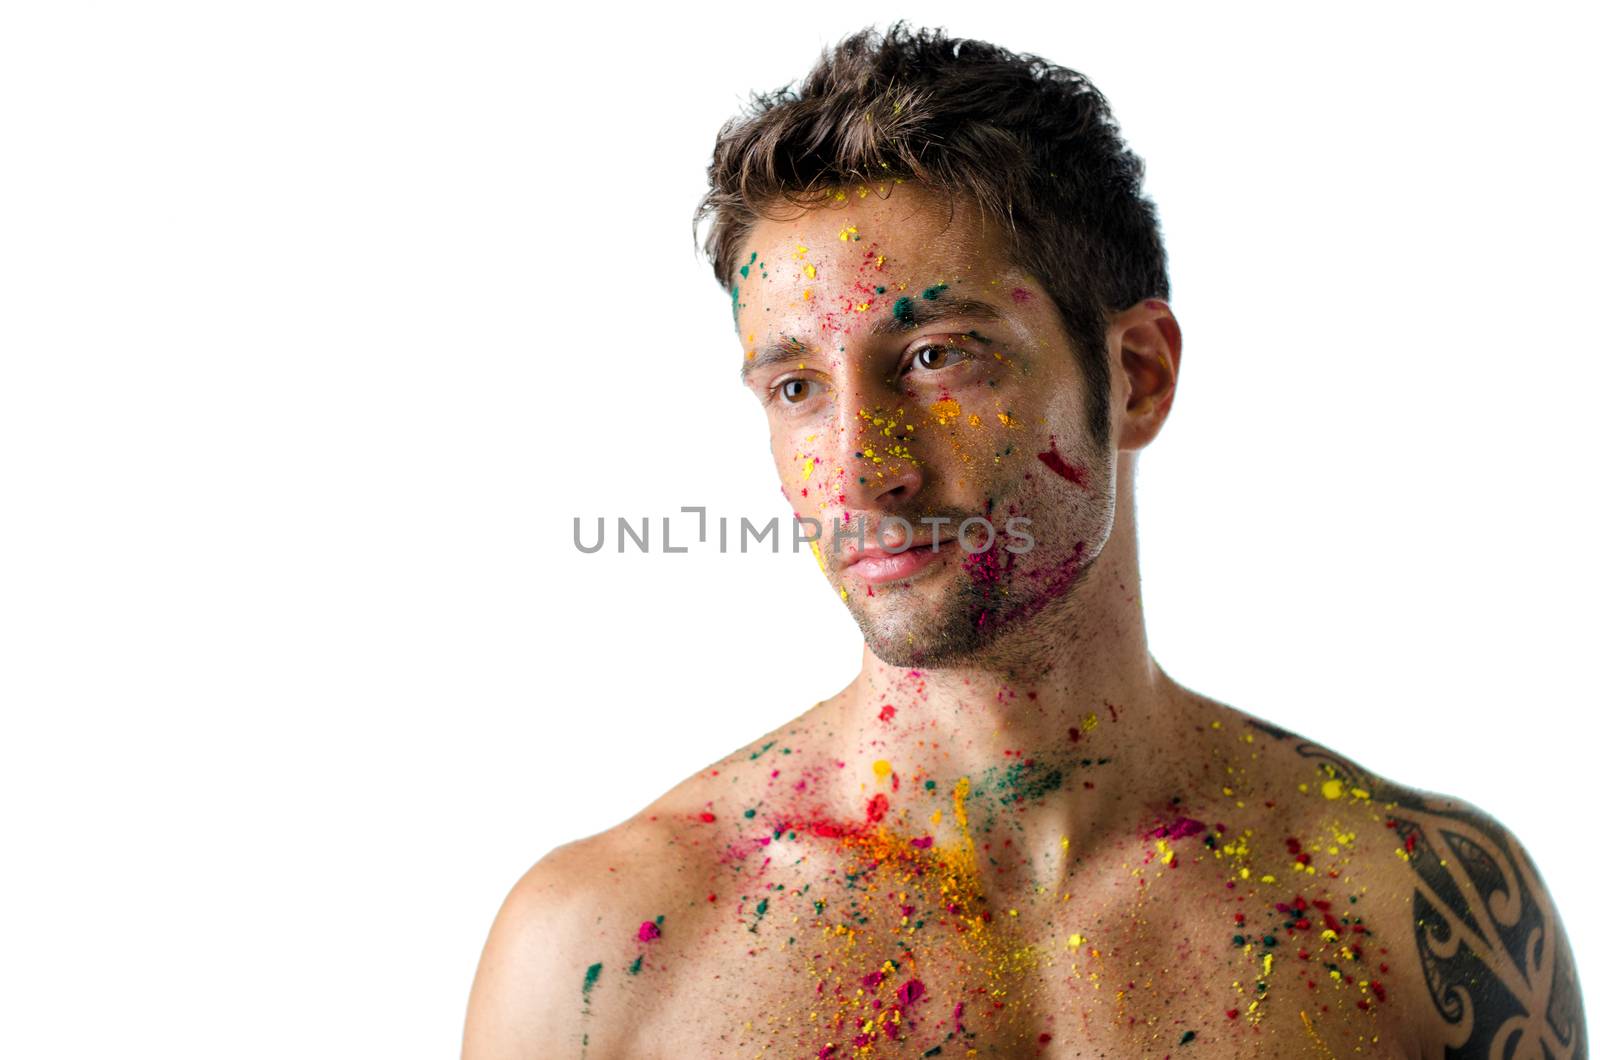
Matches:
[843,531,1103,670]
[841,455,1116,671]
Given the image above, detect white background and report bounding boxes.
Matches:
[2,3,1595,1056]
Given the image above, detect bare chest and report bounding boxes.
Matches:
[605,852,1418,1059]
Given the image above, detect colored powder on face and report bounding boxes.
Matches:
[582,962,602,997]
[920,283,948,300]
[910,835,933,848]
[872,759,892,779]
[897,978,927,1006]
[627,955,643,975]
[1037,442,1090,488]
[866,793,889,821]
[891,296,914,324]
[878,704,896,722]
[637,920,661,942]
[1179,1029,1197,1045]
[1011,287,1032,304]
[959,538,1013,609]
[699,812,716,823]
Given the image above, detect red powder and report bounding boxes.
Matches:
[878,704,896,722]
[698,812,716,823]
[1142,816,1208,841]
[866,793,889,822]
[638,920,661,942]
[1037,442,1090,489]
[1011,287,1033,304]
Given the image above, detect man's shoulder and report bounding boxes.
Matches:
[1232,707,1549,888]
[462,722,822,1059]
[1231,709,1587,1059]
[461,815,717,1059]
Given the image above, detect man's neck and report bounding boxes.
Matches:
[824,506,1204,895]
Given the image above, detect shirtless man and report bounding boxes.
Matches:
[464,23,1586,1059]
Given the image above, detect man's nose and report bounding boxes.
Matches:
[829,377,925,512]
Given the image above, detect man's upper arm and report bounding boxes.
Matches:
[462,845,593,1060]
[1382,788,1587,1059]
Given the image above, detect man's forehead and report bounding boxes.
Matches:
[743,189,999,276]
[735,189,1019,344]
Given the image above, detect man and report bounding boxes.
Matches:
[464,23,1586,1059]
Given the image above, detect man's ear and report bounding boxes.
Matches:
[1114,301,1182,450]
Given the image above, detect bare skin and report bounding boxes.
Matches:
[464,184,1586,1059]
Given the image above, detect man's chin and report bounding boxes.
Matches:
[847,589,994,669]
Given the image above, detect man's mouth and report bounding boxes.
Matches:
[841,539,947,586]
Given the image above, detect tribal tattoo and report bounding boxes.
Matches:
[1247,719,1587,1060]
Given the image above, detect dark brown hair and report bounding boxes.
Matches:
[693,21,1171,449]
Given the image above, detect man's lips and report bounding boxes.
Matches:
[840,538,948,585]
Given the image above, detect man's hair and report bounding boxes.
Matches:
[693,21,1170,450]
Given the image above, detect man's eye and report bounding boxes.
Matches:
[910,344,968,371]
[776,378,813,403]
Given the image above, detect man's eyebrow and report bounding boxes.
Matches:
[741,333,813,383]
[739,295,1005,382]
[869,295,1005,337]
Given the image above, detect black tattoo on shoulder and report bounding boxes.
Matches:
[1245,719,1587,1059]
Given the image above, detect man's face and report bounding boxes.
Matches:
[736,183,1118,667]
